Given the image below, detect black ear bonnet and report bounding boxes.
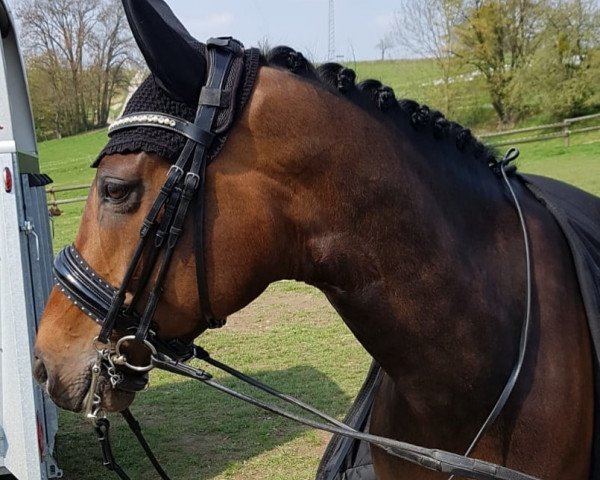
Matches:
[94,74,197,166]
[93,0,260,167]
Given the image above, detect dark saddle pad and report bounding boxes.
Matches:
[522,173,600,480]
[521,174,600,337]
[315,361,381,480]
[315,173,600,480]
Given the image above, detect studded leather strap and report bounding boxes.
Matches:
[109,112,215,145]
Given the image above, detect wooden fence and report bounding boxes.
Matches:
[479,112,600,147]
[45,183,90,216]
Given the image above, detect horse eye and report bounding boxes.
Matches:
[103,182,132,203]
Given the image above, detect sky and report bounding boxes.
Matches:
[167,0,400,62]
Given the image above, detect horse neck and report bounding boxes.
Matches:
[268,95,526,411]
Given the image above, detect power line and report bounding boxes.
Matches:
[328,0,335,61]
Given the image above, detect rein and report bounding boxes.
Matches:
[150,334,539,480]
[52,35,538,480]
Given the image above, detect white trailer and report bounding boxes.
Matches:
[0,1,62,478]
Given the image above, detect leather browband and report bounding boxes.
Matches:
[108,112,215,146]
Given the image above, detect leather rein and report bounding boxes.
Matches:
[52,37,538,480]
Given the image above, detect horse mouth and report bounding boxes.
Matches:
[112,369,149,393]
[79,367,149,414]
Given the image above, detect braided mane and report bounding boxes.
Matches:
[264,46,499,172]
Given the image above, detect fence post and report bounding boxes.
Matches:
[45,186,63,216]
[563,120,570,147]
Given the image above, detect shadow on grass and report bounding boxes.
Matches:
[56,365,358,479]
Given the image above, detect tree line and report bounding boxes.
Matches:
[17,0,137,139]
[386,0,600,125]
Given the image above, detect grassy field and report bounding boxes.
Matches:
[350,58,441,95]
[40,130,104,249]
[351,58,497,127]
[38,92,599,479]
[516,136,600,195]
[55,282,369,480]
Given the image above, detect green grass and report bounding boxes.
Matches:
[351,58,497,127]
[39,129,107,183]
[350,58,441,97]
[39,130,103,249]
[516,137,600,195]
[55,282,370,480]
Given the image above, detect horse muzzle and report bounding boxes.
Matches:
[82,339,152,419]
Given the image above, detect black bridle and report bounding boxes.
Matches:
[55,37,256,344]
[51,37,538,480]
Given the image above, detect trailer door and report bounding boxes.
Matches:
[0,1,61,478]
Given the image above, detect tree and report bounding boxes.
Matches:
[25,54,69,139]
[391,0,464,114]
[87,0,134,126]
[522,0,600,118]
[375,33,395,61]
[454,0,600,123]
[454,0,547,124]
[17,0,135,137]
[257,36,272,55]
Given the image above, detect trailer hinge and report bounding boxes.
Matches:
[20,219,39,261]
[0,426,6,457]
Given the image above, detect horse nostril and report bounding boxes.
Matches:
[33,355,48,384]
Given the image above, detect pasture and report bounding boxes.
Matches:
[39,100,599,479]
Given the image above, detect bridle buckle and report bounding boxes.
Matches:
[184,171,201,191]
[167,164,184,178]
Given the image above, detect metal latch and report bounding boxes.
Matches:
[20,219,40,261]
[0,425,6,457]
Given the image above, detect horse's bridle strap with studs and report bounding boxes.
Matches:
[108,112,216,146]
[54,245,138,329]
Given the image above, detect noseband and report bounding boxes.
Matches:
[54,38,260,348]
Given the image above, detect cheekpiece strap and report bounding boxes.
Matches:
[190,37,245,330]
[108,112,215,146]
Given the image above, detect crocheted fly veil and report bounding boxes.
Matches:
[94,0,208,167]
[95,75,198,166]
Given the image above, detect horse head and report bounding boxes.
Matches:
[32,0,291,413]
[32,0,353,414]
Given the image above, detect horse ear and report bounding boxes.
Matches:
[121,0,206,105]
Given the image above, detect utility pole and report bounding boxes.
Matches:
[328,0,335,61]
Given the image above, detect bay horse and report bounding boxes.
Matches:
[33,1,595,478]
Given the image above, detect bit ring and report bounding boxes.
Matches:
[114,335,157,372]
